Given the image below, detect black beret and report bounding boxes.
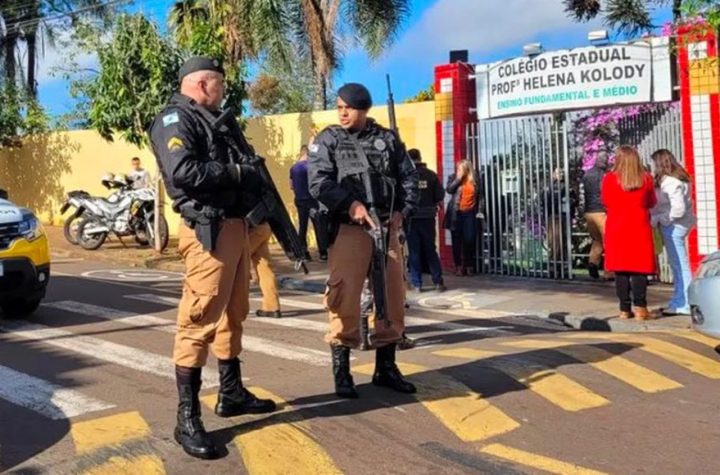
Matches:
[338,83,372,110]
[179,56,225,82]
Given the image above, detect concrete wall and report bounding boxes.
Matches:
[0,101,436,238]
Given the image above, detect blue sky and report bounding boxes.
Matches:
[37,0,674,117]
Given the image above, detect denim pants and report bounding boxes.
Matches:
[661,223,692,313]
[406,218,443,287]
[451,211,477,269]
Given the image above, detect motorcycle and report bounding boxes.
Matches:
[59,174,125,245]
[75,176,169,251]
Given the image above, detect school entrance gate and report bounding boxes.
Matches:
[432,37,700,282]
[465,107,682,282]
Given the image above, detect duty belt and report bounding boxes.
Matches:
[178,201,226,251]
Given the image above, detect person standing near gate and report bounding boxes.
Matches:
[602,145,657,320]
[249,221,282,318]
[445,160,482,276]
[149,57,276,460]
[290,144,329,261]
[406,148,445,291]
[308,82,419,398]
[582,154,611,279]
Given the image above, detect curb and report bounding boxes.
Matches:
[536,311,691,333]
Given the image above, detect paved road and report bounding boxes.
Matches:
[1,257,719,474]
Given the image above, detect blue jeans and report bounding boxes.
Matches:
[661,223,692,313]
[407,218,443,287]
[451,211,477,269]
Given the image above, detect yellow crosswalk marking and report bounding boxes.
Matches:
[354,362,520,442]
[670,330,720,349]
[433,348,501,359]
[480,443,609,475]
[434,347,609,412]
[84,455,165,475]
[502,340,683,393]
[71,411,151,454]
[71,411,165,474]
[202,388,342,475]
[564,333,720,379]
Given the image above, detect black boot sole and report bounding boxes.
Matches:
[215,403,277,418]
[174,428,219,460]
[372,377,417,394]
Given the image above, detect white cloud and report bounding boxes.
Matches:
[388,0,604,62]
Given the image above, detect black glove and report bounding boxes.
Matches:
[239,164,262,192]
[226,163,242,184]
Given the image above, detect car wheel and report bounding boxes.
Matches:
[1,298,41,318]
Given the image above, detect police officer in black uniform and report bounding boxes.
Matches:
[308,83,419,398]
[406,148,445,291]
[149,57,276,460]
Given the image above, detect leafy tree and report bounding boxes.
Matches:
[168,0,291,112]
[293,0,411,109]
[405,85,434,103]
[80,14,181,146]
[563,0,683,36]
[0,84,48,147]
[247,47,318,115]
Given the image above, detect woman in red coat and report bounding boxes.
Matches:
[601,145,657,320]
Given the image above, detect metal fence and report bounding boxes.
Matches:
[465,104,683,282]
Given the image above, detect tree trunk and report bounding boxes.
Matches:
[4,34,17,87]
[672,0,682,22]
[26,31,37,97]
[313,68,327,110]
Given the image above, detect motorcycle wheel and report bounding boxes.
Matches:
[77,219,108,250]
[63,212,84,245]
[146,214,169,251]
[134,231,149,246]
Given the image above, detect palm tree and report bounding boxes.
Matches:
[563,0,683,37]
[0,0,111,97]
[294,0,410,109]
[169,0,410,111]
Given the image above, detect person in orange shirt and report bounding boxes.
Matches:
[444,160,483,276]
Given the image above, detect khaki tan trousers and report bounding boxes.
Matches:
[248,223,280,312]
[324,224,405,348]
[173,219,250,367]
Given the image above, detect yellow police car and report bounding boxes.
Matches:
[0,189,50,317]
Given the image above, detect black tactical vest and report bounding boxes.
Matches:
[331,126,396,216]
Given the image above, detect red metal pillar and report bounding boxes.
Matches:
[677,26,720,271]
[434,62,477,269]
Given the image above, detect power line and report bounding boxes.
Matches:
[2,0,132,32]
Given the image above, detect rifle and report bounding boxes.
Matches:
[346,133,392,329]
[386,74,398,134]
[212,109,309,274]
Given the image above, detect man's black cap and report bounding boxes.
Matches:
[179,56,225,82]
[408,149,422,162]
[338,83,372,110]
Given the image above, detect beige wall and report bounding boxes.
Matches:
[0,101,436,237]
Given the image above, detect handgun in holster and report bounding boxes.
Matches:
[179,202,223,252]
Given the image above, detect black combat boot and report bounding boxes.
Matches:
[372,344,417,394]
[215,358,277,417]
[331,345,358,398]
[174,367,218,460]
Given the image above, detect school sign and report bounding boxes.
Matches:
[476,38,673,119]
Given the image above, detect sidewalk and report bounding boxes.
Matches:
[47,225,691,333]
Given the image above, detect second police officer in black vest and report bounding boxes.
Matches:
[308,83,420,398]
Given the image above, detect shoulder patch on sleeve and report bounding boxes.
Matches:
[162,112,180,127]
[309,144,320,153]
[167,136,184,151]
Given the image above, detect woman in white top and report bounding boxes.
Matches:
[650,149,696,316]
